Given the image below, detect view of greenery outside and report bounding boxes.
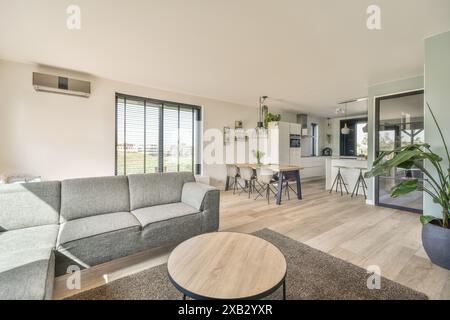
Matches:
[356,122,368,156]
[379,130,396,152]
[116,143,193,175]
[401,130,424,147]
[116,152,158,175]
[116,97,196,176]
[379,129,425,152]
[377,128,424,163]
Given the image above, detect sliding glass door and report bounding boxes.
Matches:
[115,94,201,175]
[375,91,424,213]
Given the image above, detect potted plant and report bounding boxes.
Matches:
[263,112,281,129]
[253,150,265,165]
[365,104,449,269]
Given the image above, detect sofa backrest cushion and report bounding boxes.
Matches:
[0,181,61,231]
[60,176,130,222]
[128,172,195,211]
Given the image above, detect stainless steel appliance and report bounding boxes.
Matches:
[290,134,301,148]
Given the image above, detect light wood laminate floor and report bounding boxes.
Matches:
[54,180,450,300]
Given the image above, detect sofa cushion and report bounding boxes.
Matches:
[60,176,130,222]
[0,225,58,256]
[131,202,199,228]
[57,212,141,246]
[139,213,203,248]
[57,226,142,268]
[128,172,195,211]
[0,181,61,231]
[0,248,55,300]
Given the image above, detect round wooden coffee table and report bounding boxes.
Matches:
[167,232,287,300]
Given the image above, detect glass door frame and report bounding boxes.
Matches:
[374,90,424,214]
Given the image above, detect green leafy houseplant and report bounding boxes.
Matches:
[264,113,281,129]
[365,104,449,229]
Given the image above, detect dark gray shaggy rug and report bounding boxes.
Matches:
[69,229,427,300]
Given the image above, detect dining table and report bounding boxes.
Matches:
[225,164,303,205]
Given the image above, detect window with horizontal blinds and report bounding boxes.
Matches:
[115,93,201,175]
[146,101,161,173]
[163,104,179,173]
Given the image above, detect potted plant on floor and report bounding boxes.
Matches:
[365,104,449,270]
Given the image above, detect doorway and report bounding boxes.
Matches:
[375,90,424,213]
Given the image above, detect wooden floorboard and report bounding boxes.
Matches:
[53,180,450,300]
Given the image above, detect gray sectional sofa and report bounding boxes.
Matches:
[0,172,220,300]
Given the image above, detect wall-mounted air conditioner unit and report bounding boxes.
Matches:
[32,72,91,98]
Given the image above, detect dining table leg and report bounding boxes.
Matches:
[295,170,303,200]
[225,176,230,191]
[276,171,284,205]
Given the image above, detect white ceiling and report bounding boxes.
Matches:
[0,0,449,117]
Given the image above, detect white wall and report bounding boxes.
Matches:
[299,115,325,157]
[0,59,296,187]
[424,31,450,218]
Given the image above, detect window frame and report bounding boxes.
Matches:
[339,117,368,157]
[115,93,201,176]
[311,123,318,156]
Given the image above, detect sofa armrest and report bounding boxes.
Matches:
[181,182,216,210]
[182,182,220,232]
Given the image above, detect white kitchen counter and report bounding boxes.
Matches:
[299,156,329,180]
[325,158,368,195]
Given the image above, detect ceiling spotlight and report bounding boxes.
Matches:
[335,107,344,114]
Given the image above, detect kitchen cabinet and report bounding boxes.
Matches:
[300,156,327,180]
[289,148,301,166]
[268,121,302,166]
[289,123,302,135]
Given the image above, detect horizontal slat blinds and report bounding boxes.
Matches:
[163,104,179,173]
[116,97,126,176]
[179,107,194,172]
[115,94,200,175]
[125,98,145,174]
[146,102,161,173]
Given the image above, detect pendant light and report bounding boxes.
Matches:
[257,96,268,129]
[341,103,350,135]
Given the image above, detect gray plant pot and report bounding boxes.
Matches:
[422,222,450,270]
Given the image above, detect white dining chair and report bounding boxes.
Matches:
[254,167,277,204]
[226,164,243,194]
[238,167,256,198]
